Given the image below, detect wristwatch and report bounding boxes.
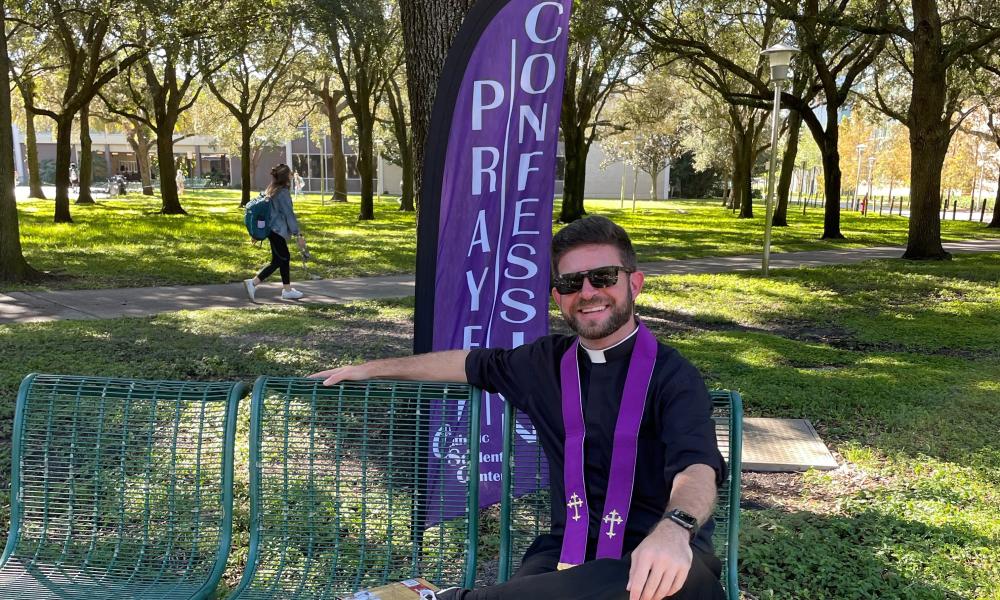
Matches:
[665,509,699,539]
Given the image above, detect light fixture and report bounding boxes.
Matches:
[761,44,800,82]
[760,43,800,276]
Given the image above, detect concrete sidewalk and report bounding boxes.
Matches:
[2,239,998,325]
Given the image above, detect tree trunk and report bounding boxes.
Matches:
[559,63,588,223]
[399,141,415,211]
[24,109,45,198]
[356,112,375,220]
[386,80,414,211]
[729,144,741,211]
[801,104,845,238]
[392,105,416,212]
[559,126,588,222]
[819,147,844,239]
[399,0,478,218]
[903,0,949,260]
[320,91,349,202]
[125,123,155,195]
[53,116,74,223]
[905,134,950,258]
[77,102,95,204]
[136,135,154,195]
[239,125,253,206]
[734,132,754,219]
[773,111,801,227]
[19,78,46,199]
[988,179,999,228]
[156,124,185,215]
[328,105,349,202]
[0,6,41,282]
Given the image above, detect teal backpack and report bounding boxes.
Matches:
[244,193,272,241]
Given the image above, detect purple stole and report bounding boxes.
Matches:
[557,323,657,570]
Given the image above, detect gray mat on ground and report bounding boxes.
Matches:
[742,418,838,472]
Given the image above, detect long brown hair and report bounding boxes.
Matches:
[266,164,291,198]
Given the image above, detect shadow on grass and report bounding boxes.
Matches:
[13,195,420,291]
[0,303,417,534]
[640,254,1000,355]
[633,307,1000,471]
[740,508,988,599]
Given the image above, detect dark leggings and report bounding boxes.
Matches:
[256,231,290,285]
[443,538,725,600]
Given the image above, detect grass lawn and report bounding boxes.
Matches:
[0,254,997,598]
[9,189,999,291]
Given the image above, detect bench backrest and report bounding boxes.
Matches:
[0,374,243,599]
[230,377,483,599]
[497,390,743,599]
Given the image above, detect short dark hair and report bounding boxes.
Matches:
[551,215,637,274]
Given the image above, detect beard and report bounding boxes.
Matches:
[563,286,635,341]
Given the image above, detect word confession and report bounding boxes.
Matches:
[417,0,572,509]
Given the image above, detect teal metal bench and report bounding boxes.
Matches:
[497,390,743,599]
[230,377,483,598]
[0,374,244,599]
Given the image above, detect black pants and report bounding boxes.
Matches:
[256,231,291,285]
[444,536,725,600]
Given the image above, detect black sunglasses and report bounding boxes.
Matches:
[552,266,632,295]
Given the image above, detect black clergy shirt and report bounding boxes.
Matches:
[465,327,726,559]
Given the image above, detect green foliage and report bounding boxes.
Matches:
[638,254,1000,598]
[11,192,1000,292]
[10,190,419,290]
[603,199,1000,262]
[1,250,998,597]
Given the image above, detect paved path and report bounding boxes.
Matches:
[2,239,998,325]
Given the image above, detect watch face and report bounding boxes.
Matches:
[671,510,698,529]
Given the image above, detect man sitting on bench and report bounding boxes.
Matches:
[312,216,726,600]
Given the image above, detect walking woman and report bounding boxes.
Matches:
[244,164,307,301]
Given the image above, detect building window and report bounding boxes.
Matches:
[293,152,368,180]
[292,154,308,178]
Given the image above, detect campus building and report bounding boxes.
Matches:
[14,122,676,200]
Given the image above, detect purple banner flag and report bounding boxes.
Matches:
[415,0,573,512]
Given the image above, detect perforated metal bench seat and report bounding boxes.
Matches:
[229,377,483,599]
[0,374,244,600]
[497,390,743,600]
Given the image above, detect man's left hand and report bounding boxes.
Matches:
[626,520,692,600]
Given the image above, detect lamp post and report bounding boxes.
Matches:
[760,44,799,277]
[970,142,982,221]
[864,155,876,216]
[852,143,866,211]
[620,141,630,209]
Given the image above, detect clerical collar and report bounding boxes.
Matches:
[579,322,639,364]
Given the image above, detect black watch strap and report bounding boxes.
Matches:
[665,509,699,539]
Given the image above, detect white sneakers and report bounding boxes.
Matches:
[244,279,304,301]
[243,279,256,301]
